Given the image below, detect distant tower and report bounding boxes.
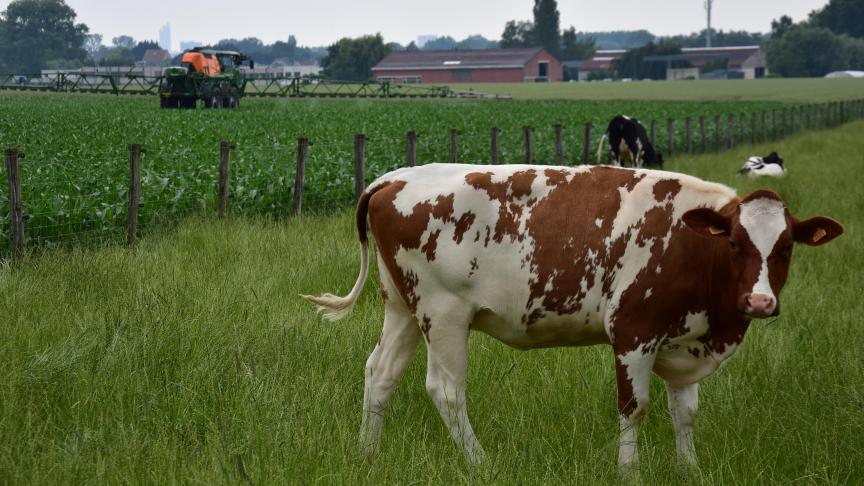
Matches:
[159,23,172,51]
[704,0,714,47]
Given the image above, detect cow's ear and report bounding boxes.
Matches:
[682,208,731,238]
[793,216,843,246]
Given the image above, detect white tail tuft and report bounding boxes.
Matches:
[301,240,369,321]
[596,133,609,165]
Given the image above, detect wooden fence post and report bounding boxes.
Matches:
[406,130,417,167]
[666,118,674,157]
[218,140,232,217]
[714,115,721,151]
[699,117,707,153]
[782,108,788,137]
[449,129,458,164]
[5,148,24,257]
[354,134,365,201]
[523,126,533,164]
[554,123,564,164]
[771,110,777,140]
[582,122,593,164]
[685,118,692,154]
[790,108,796,134]
[491,127,500,164]
[739,113,746,143]
[726,115,734,150]
[292,137,308,215]
[126,144,141,246]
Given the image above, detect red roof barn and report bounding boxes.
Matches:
[372,48,563,84]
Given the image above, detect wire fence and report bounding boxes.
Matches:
[3,98,863,256]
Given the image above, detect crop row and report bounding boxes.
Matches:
[0,92,804,249]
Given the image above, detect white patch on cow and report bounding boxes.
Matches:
[595,218,603,229]
[739,198,787,298]
[644,288,652,299]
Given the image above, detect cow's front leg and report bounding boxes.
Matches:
[665,381,699,469]
[614,348,656,479]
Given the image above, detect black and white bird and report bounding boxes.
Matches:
[738,152,785,178]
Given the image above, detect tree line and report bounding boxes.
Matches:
[2,0,861,80]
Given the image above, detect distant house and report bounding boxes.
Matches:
[142,49,172,67]
[577,46,768,81]
[372,48,563,83]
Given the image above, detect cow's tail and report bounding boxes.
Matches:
[300,185,381,321]
[596,133,608,165]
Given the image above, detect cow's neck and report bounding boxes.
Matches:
[704,238,751,355]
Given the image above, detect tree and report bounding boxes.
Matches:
[132,40,159,61]
[560,26,595,60]
[421,36,457,50]
[321,33,391,81]
[406,41,419,52]
[112,35,134,49]
[810,0,864,38]
[0,0,89,73]
[766,25,849,77]
[84,33,102,65]
[533,0,560,55]
[500,20,535,48]
[771,15,794,39]
[455,35,498,50]
[101,47,133,66]
[612,40,686,80]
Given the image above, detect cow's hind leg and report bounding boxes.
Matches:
[360,305,421,460]
[421,301,485,464]
[614,346,656,480]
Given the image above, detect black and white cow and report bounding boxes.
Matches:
[739,152,785,178]
[599,115,663,168]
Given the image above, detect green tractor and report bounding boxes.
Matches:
[160,48,253,109]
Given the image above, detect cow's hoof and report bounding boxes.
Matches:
[618,462,641,485]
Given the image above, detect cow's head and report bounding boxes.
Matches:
[682,190,843,319]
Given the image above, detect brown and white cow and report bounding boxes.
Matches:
[302,164,842,474]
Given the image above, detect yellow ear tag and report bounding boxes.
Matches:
[813,228,827,243]
[708,225,724,235]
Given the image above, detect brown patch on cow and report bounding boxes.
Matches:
[380,288,389,302]
[466,170,537,244]
[468,257,479,277]
[421,315,432,342]
[688,347,700,358]
[367,181,460,312]
[454,212,476,244]
[544,168,568,187]
[524,167,646,324]
[422,229,441,261]
[652,179,681,202]
[615,355,639,417]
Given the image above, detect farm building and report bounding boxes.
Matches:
[576,46,767,81]
[371,48,563,84]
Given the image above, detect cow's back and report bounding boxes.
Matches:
[366,164,735,348]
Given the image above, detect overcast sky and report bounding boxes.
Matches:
[3,0,829,50]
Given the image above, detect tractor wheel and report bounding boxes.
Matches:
[204,96,221,109]
[222,96,240,109]
[160,96,179,109]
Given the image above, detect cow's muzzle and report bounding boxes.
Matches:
[742,293,778,319]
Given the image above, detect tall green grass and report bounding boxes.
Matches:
[1,122,862,484]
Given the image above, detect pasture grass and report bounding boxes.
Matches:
[1,122,863,484]
[449,77,864,102]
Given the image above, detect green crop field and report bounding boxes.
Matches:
[1,121,862,484]
[452,77,864,102]
[2,88,858,251]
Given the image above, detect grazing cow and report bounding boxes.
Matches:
[739,152,786,178]
[302,164,842,476]
[599,115,664,167]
